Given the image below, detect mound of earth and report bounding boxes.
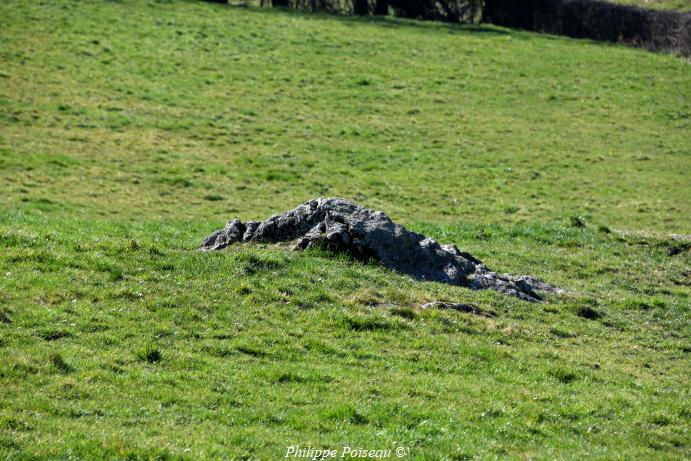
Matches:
[201,198,562,302]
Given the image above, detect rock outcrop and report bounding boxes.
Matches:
[201,198,562,302]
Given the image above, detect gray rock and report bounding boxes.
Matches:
[201,198,563,302]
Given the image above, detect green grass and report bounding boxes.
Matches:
[0,0,689,459]
[0,0,689,231]
[610,0,691,11]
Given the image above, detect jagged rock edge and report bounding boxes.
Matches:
[201,198,564,302]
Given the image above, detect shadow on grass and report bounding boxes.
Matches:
[206,1,513,37]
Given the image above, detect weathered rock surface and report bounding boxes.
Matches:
[201,198,562,302]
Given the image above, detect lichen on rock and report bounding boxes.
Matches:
[201,198,562,302]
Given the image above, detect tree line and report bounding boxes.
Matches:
[209,0,484,23]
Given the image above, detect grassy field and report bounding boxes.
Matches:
[610,0,691,11]
[0,0,689,459]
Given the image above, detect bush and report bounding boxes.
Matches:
[246,0,483,22]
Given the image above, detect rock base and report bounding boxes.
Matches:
[201,198,562,302]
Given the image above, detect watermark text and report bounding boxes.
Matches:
[285,445,409,459]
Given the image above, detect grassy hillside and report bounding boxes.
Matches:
[0,0,689,459]
[1,0,689,231]
[610,0,691,11]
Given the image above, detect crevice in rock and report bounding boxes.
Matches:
[201,198,563,302]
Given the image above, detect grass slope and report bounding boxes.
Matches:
[610,0,691,11]
[0,0,689,231]
[0,0,689,459]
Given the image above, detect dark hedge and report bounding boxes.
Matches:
[483,0,691,56]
